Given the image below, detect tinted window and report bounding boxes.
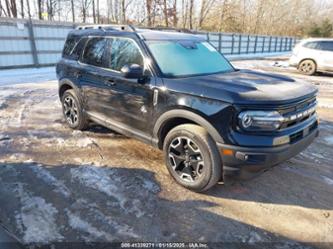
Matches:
[108,38,144,71]
[303,42,318,49]
[63,35,80,59]
[316,41,333,52]
[82,38,107,67]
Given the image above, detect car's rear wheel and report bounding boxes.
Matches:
[163,124,222,192]
[298,60,316,75]
[61,89,89,130]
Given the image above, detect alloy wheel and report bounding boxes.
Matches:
[168,137,205,183]
[300,61,314,74]
[63,96,79,126]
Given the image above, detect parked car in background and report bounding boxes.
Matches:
[289,38,333,75]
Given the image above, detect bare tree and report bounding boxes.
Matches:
[172,0,177,27]
[25,0,31,18]
[81,0,91,23]
[188,0,193,29]
[92,0,96,23]
[37,0,42,19]
[198,0,215,29]
[20,0,24,18]
[97,0,100,23]
[121,0,125,23]
[71,0,75,22]
[163,0,168,26]
[146,0,153,26]
[4,0,18,17]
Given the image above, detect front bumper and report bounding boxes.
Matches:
[217,122,319,182]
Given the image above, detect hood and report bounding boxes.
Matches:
[163,69,318,105]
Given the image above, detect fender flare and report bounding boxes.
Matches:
[153,109,224,147]
[58,78,83,103]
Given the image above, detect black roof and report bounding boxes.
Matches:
[69,26,205,42]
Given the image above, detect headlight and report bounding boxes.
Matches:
[238,111,284,131]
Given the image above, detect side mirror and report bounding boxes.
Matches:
[121,64,144,79]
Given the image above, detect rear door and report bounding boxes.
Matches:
[79,37,113,115]
[316,41,333,71]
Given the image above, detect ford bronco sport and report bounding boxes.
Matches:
[56,25,319,192]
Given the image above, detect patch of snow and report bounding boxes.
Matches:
[70,166,124,204]
[70,166,145,218]
[139,177,160,194]
[0,67,56,86]
[9,153,28,161]
[76,137,95,148]
[72,130,83,136]
[92,208,139,239]
[29,164,71,198]
[272,61,289,68]
[324,136,333,145]
[227,52,290,61]
[15,185,63,243]
[318,100,333,109]
[66,210,109,241]
[248,231,263,244]
[309,152,326,160]
[321,176,333,186]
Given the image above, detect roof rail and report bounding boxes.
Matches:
[149,26,194,34]
[75,24,137,32]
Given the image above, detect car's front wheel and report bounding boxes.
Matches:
[163,124,222,192]
[61,89,89,130]
[298,59,316,75]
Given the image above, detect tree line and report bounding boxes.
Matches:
[0,0,332,37]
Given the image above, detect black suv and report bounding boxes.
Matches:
[56,25,319,192]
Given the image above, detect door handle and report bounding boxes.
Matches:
[105,79,116,86]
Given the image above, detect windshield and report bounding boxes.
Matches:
[147,40,234,77]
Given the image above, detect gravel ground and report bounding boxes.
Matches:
[0,60,332,248]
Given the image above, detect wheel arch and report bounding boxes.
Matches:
[153,109,224,149]
[58,79,83,104]
[298,58,317,69]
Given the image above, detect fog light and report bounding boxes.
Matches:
[235,152,248,161]
[273,135,290,146]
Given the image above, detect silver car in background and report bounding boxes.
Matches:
[289,38,333,75]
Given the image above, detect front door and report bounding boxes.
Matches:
[101,37,154,135]
[79,36,155,137]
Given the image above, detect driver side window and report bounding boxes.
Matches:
[107,38,144,71]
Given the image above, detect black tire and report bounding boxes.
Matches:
[298,59,316,75]
[61,89,89,130]
[163,124,222,192]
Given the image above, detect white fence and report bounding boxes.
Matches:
[0,17,73,69]
[0,17,297,69]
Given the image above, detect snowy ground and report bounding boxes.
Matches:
[0,59,332,248]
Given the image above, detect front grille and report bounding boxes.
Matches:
[279,96,317,129]
[289,120,318,144]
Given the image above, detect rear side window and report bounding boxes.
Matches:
[82,38,108,67]
[303,42,318,49]
[316,41,333,52]
[107,38,144,71]
[62,35,81,59]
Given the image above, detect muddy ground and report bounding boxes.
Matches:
[0,59,332,248]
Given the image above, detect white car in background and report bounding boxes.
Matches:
[289,38,333,75]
